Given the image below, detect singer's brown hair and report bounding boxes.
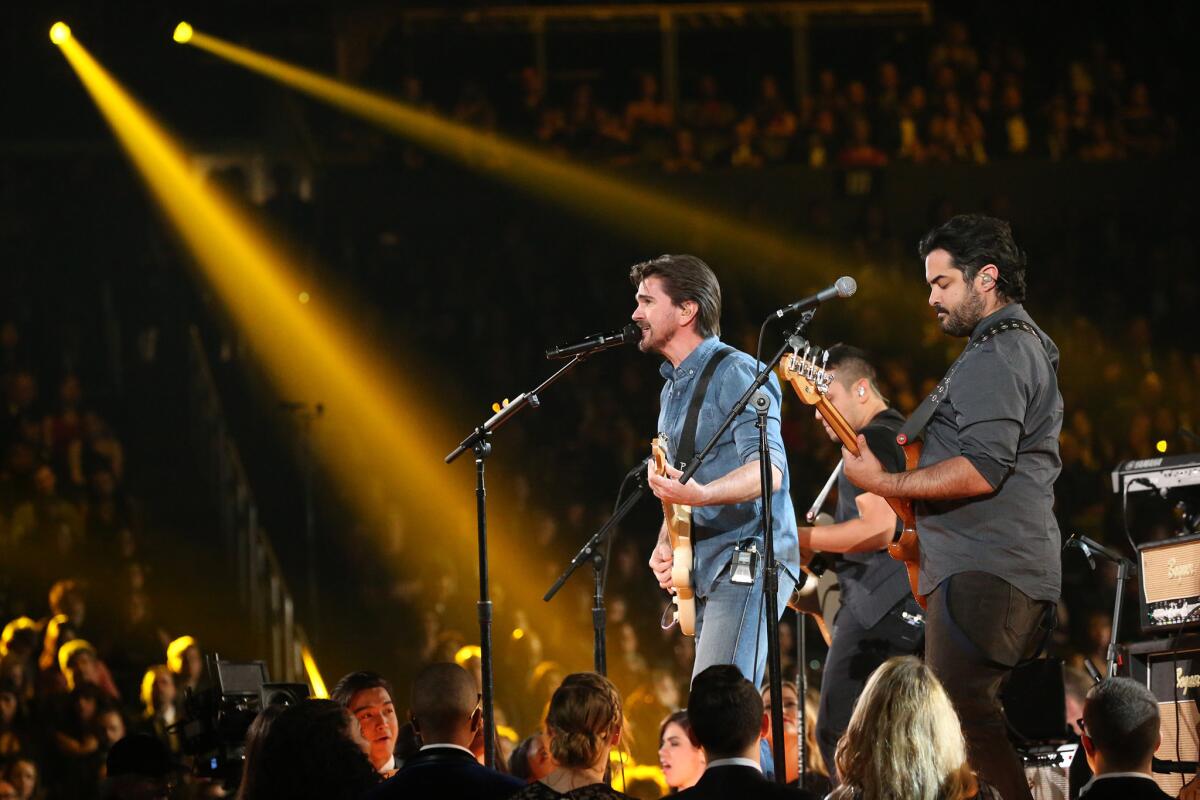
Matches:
[630,254,722,338]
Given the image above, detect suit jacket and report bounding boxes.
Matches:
[1078,774,1172,800]
[674,765,818,800]
[367,745,525,800]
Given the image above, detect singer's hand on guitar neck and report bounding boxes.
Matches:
[649,527,675,590]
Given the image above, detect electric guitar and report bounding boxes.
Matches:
[651,435,696,636]
[780,345,926,609]
[786,512,840,646]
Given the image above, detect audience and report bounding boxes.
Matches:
[1077,678,1171,799]
[510,672,630,799]
[657,711,704,792]
[510,731,555,784]
[332,671,402,778]
[760,681,829,796]
[371,662,522,799]
[829,656,997,800]
[675,665,814,800]
[239,699,379,800]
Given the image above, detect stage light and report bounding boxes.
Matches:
[298,291,310,304]
[49,22,71,45]
[511,627,525,641]
[301,644,328,698]
[175,27,851,289]
[173,22,193,44]
[1157,440,1169,453]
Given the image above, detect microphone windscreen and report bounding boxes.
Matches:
[836,276,858,298]
[622,322,642,342]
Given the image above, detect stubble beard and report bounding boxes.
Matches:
[938,286,986,338]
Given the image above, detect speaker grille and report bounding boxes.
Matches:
[1142,539,1200,604]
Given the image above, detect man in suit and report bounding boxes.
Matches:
[368,663,523,800]
[676,664,816,799]
[332,670,401,777]
[1078,678,1172,799]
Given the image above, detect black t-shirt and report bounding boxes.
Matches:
[829,407,913,629]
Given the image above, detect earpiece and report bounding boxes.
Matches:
[982,275,994,285]
[857,387,866,397]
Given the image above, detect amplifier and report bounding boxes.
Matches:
[1139,534,1200,632]
[1122,637,1200,796]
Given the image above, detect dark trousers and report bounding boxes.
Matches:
[926,571,1052,800]
[816,595,925,783]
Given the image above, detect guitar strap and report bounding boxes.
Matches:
[674,346,734,470]
[895,318,1039,447]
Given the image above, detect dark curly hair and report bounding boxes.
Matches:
[240,699,379,800]
[918,214,1027,303]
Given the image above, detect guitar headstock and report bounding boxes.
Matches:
[650,435,670,477]
[779,340,833,406]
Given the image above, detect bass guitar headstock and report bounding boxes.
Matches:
[779,339,833,406]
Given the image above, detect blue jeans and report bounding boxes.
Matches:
[691,559,797,688]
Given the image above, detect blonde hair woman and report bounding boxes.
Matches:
[509,672,632,800]
[829,657,999,800]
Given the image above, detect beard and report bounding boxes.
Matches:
[935,285,986,337]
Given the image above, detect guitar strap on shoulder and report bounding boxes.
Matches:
[674,346,734,470]
[896,319,1039,447]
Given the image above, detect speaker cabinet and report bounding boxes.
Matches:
[1123,636,1200,795]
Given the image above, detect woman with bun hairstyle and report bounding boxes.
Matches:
[509,672,632,799]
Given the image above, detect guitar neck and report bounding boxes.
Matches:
[816,397,861,457]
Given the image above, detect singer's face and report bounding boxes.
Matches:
[925,248,986,338]
[632,277,682,354]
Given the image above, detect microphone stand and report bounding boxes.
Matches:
[544,464,650,677]
[444,354,588,768]
[1064,533,1137,677]
[679,309,817,784]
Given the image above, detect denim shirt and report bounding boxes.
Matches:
[656,337,799,596]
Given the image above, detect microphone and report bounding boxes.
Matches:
[546,323,642,360]
[774,276,857,318]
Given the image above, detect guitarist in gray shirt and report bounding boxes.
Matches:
[843,215,1062,800]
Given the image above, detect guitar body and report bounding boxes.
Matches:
[652,437,696,636]
[780,349,928,610]
[884,441,926,609]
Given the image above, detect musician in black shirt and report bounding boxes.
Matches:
[793,345,924,785]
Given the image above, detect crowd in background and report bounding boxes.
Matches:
[1,8,1198,800]
[391,22,1180,170]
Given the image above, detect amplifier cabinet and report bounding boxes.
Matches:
[1123,637,1200,796]
[1139,534,1200,633]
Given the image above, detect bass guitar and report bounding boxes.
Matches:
[651,435,696,636]
[779,344,926,609]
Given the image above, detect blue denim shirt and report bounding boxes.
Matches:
[656,337,799,596]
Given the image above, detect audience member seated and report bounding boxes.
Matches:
[658,710,705,792]
[510,731,555,783]
[59,639,120,702]
[51,683,109,799]
[3,759,37,800]
[166,635,203,701]
[137,664,180,757]
[0,779,15,800]
[236,703,284,799]
[332,670,402,778]
[100,732,177,800]
[760,681,830,796]
[1077,678,1171,799]
[509,672,631,799]
[829,656,997,800]
[240,698,379,800]
[675,665,815,800]
[0,680,31,762]
[370,662,523,799]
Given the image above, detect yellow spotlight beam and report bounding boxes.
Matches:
[302,643,329,698]
[55,32,597,676]
[179,28,841,288]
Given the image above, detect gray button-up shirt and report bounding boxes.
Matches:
[656,337,799,596]
[915,303,1064,602]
